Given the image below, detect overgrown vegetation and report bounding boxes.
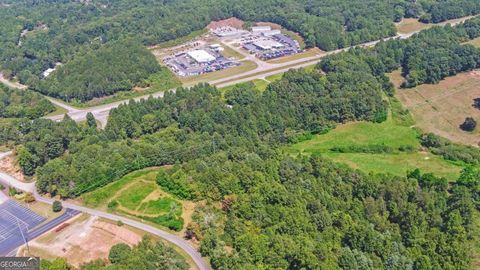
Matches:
[82,168,184,231]
[0,83,54,119]
[420,133,480,164]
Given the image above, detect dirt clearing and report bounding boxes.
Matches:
[207,17,244,30]
[395,70,480,145]
[20,214,141,267]
[0,154,26,182]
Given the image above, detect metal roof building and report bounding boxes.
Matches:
[253,40,284,50]
[187,50,216,63]
[262,30,282,37]
[251,26,271,32]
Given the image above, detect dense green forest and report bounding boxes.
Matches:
[320,17,480,88]
[0,83,54,119]
[1,0,480,85]
[31,40,161,102]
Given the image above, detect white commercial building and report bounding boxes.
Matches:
[187,49,216,63]
[253,40,284,50]
[252,26,271,32]
[262,30,282,37]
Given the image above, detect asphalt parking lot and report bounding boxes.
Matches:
[0,199,79,256]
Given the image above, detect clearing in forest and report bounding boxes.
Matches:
[396,16,476,34]
[81,168,188,232]
[393,70,480,146]
[396,18,432,34]
[287,99,463,180]
[18,214,142,268]
[466,37,480,47]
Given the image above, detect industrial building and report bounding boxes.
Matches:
[251,26,272,32]
[241,32,301,60]
[262,30,282,37]
[187,50,216,63]
[164,45,240,77]
[253,40,284,50]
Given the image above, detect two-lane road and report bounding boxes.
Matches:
[0,152,209,270]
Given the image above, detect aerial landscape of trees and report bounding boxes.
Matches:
[0,83,54,119]
[1,0,480,103]
[2,20,480,267]
[1,1,480,269]
[31,40,161,102]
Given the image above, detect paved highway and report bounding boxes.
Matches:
[0,152,209,270]
[4,16,472,128]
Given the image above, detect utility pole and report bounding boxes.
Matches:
[15,216,29,254]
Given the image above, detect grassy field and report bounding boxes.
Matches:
[466,37,480,47]
[220,43,246,60]
[180,60,258,86]
[325,152,461,180]
[393,70,480,145]
[289,119,420,153]
[396,16,476,34]
[219,78,270,93]
[396,18,431,34]
[287,99,463,180]
[267,48,323,64]
[45,104,68,117]
[81,168,185,231]
[220,63,316,93]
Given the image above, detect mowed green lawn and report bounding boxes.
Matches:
[288,107,462,180]
[81,168,185,231]
[290,113,420,153]
[324,152,461,180]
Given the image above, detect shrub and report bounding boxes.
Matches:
[24,192,35,203]
[156,170,193,200]
[108,200,119,209]
[460,117,477,132]
[109,243,131,264]
[52,200,63,212]
[8,186,17,196]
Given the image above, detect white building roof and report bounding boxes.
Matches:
[187,50,216,63]
[209,43,222,48]
[262,30,282,37]
[253,40,284,50]
[252,26,271,32]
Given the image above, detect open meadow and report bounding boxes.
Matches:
[396,16,476,34]
[393,70,480,146]
[287,100,463,180]
[81,168,188,232]
[466,37,480,47]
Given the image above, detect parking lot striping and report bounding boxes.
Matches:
[0,199,47,249]
[0,225,25,243]
[2,210,29,228]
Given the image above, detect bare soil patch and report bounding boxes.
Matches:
[207,17,244,30]
[0,154,26,182]
[395,70,480,145]
[21,215,141,267]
